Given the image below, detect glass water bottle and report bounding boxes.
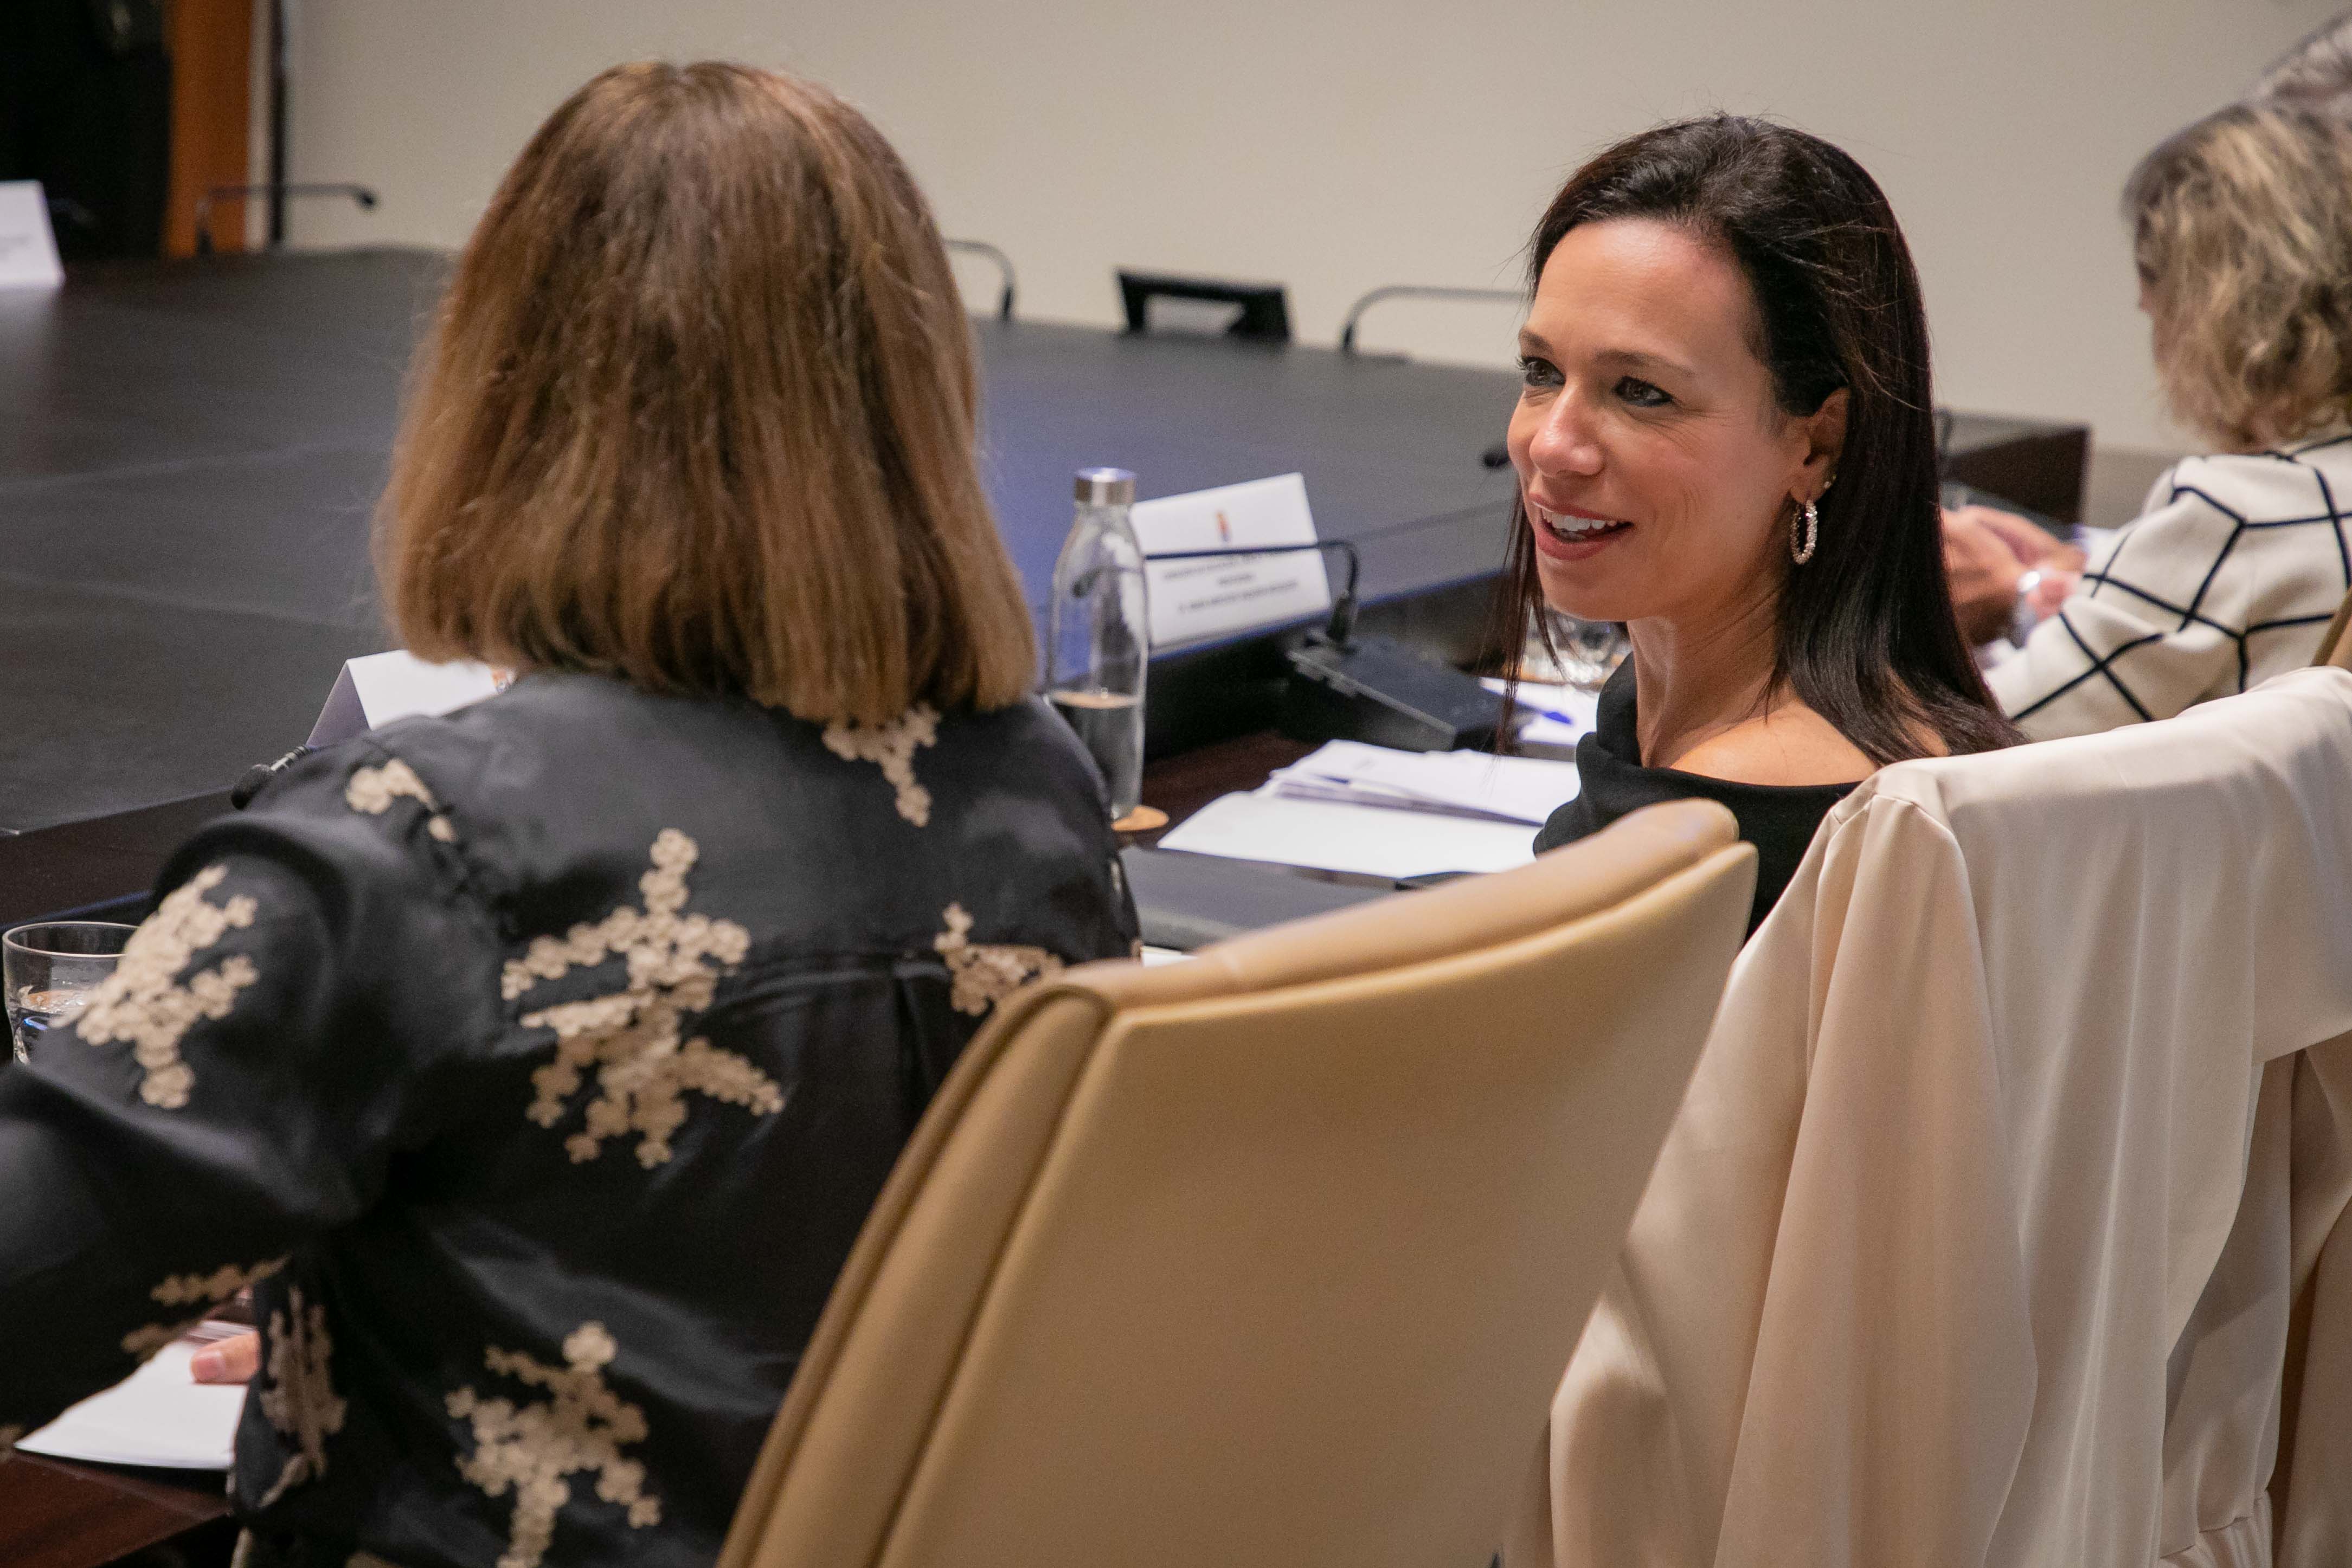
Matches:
[1047,467,1149,820]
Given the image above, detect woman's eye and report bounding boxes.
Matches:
[1615,377,1672,408]
[1518,356,1562,389]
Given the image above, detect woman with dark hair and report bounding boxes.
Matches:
[1506,115,2014,932]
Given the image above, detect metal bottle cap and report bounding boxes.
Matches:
[1074,467,1136,505]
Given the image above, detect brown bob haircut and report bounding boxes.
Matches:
[378,62,1036,725]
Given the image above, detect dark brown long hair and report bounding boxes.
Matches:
[1496,116,2015,764]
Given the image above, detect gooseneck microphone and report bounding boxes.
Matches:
[1137,538,1505,751]
[231,745,315,809]
[1139,538,1363,646]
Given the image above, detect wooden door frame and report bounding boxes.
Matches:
[166,0,256,256]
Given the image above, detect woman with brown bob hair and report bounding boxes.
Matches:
[0,62,1134,1566]
[1503,115,2013,932]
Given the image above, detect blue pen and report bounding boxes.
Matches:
[1516,698,1592,731]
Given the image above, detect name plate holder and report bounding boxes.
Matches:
[1130,473,1333,649]
[0,182,65,291]
[309,651,509,746]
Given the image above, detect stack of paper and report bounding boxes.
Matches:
[1156,793,1539,879]
[1268,740,1579,825]
[1156,740,1580,881]
[18,1325,247,1469]
[1481,677,1602,748]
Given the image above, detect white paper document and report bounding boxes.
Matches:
[1269,740,1579,825]
[18,1329,246,1470]
[1482,677,1601,748]
[1129,473,1332,648]
[0,181,65,291]
[1158,790,1540,879]
[310,650,509,747]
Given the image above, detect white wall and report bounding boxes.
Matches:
[283,0,2338,453]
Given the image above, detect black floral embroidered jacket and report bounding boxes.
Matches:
[0,672,1138,1567]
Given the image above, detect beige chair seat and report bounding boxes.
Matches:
[722,800,1756,1568]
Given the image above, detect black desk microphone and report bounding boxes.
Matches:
[232,745,314,809]
[1139,539,1507,752]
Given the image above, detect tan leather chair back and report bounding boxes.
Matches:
[2315,586,2352,669]
[720,800,1755,1568]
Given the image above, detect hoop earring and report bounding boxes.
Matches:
[1790,498,1820,566]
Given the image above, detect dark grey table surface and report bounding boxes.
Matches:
[0,245,2082,890]
[0,246,1530,834]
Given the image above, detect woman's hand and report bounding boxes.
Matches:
[1960,504,2087,573]
[1944,507,2030,644]
[1942,505,2087,644]
[189,1329,260,1384]
[2024,566,2079,620]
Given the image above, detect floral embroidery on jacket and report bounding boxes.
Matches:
[446,1322,661,1568]
[255,1285,348,1507]
[345,759,456,842]
[75,865,260,1109]
[821,704,940,826]
[502,831,781,1166]
[935,903,1063,1016]
[120,1256,287,1360]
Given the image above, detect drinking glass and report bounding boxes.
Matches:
[4,922,136,1064]
[1526,608,1630,693]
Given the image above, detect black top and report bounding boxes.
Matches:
[0,672,1136,1568]
[1533,660,1859,934]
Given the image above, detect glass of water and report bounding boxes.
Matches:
[4,922,136,1064]
[1526,608,1630,693]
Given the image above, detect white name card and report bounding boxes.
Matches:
[309,651,509,746]
[1130,472,1333,648]
[0,182,65,291]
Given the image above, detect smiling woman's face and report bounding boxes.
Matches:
[1508,217,1838,630]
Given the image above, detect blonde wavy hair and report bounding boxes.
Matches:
[2251,11,2352,107]
[2127,101,2352,451]
[379,63,1036,724]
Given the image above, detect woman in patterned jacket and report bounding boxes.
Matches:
[0,62,1136,1566]
[1945,100,2352,738]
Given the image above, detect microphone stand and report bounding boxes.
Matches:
[1139,539,1362,646]
[1139,539,1503,751]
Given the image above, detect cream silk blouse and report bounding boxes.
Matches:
[1524,667,2352,1568]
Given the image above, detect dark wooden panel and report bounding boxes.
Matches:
[1944,412,2092,524]
[1135,730,1317,844]
[166,0,253,258]
[0,1455,231,1568]
[0,791,230,925]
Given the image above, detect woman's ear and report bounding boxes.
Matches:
[1802,388,1850,494]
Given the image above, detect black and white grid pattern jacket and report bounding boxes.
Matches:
[1987,429,2352,740]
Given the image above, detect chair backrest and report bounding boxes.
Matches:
[1543,667,2352,1567]
[1116,269,1291,341]
[719,800,1755,1568]
[2313,584,2352,669]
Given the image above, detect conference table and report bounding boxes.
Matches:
[0,247,2087,1564]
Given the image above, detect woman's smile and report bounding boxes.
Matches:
[1528,495,1636,562]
